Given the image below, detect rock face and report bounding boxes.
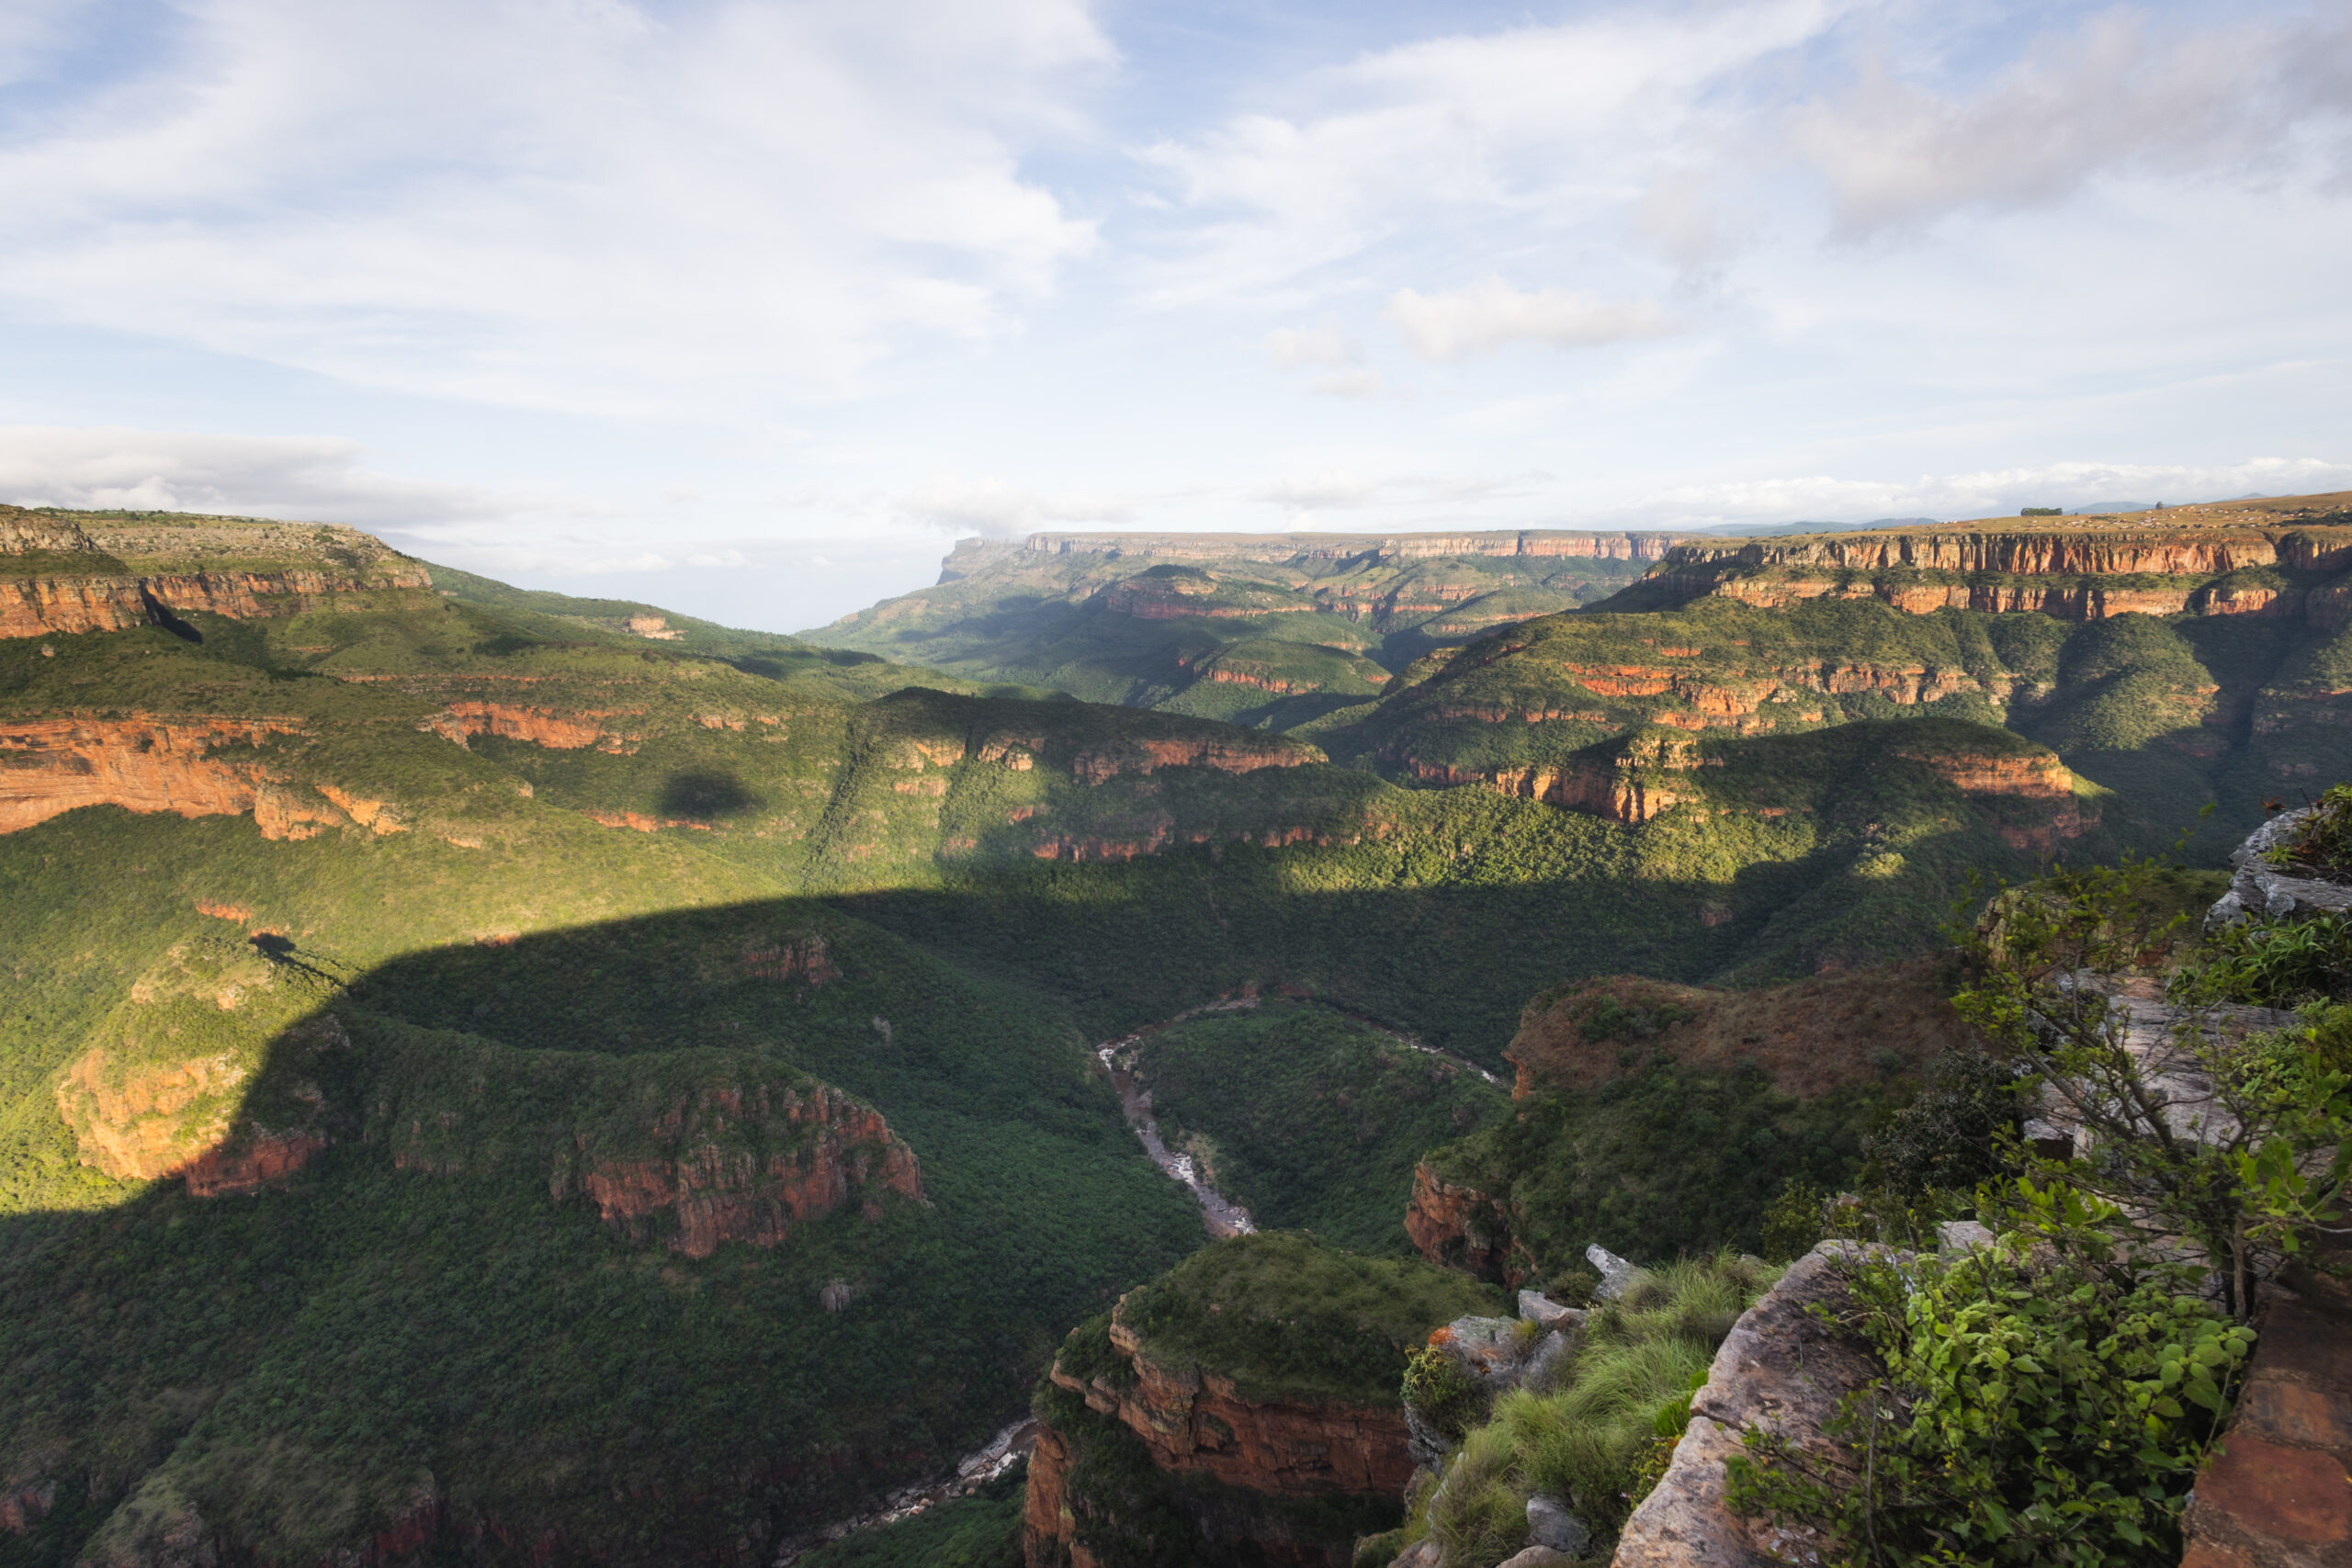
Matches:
[1643,503,2352,623]
[1612,1244,1884,1568]
[543,1081,924,1258]
[1026,1291,1420,1568]
[1406,1161,1521,1283]
[2182,1232,2352,1568]
[0,715,320,835]
[0,507,431,638]
[1053,1308,1415,1499]
[2208,805,2352,930]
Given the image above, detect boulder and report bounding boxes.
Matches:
[1586,1244,1641,1302]
[2207,806,2352,931]
[1526,1494,1591,1555]
[1519,1290,1587,1332]
[1611,1243,1885,1568]
[1498,1549,1573,1568]
[1936,1220,1993,1256]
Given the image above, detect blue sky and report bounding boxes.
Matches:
[0,0,2346,631]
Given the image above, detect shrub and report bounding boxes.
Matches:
[1727,1186,2256,1567]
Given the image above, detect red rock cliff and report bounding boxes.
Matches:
[0,714,341,837]
[538,1081,924,1258]
[1026,1295,1414,1567]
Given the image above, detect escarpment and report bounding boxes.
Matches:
[382,1059,925,1258]
[1638,496,2352,622]
[0,506,432,637]
[1024,1235,1498,1568]
[559,1081,924,1258]
[0,714,315,833]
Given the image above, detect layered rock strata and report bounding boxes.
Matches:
[0,508,432,637]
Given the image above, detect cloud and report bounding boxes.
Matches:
[1308,369,1385,399]
[1264,326,1363,370]
[0,424,489,524]
[1620,457,2352,529]
[0,0,1111,413]
[1794,10,2352,234]
[1385,279,1677,362]
[1129,1,1843,306]
[898,476,1134,537]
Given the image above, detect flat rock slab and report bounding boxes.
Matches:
[1611,1244,1883,1567]
[2184,1233,2352,1567]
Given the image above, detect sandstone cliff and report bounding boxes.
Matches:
[1641,497,2352,622]
[0,506,432,638]
[1024,1235,1495,1568]
[0,714,348,837]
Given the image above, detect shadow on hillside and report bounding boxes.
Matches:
[0,770,2103,1565]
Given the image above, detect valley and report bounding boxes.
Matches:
[0,499,2345,1567]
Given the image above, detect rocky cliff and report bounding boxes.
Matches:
[0,714,335,836]
[556,1080,924,1258]
[1641,496,2352,622]
[1023,1235,1497,1568]
[1001,530,1688,570]
[0,506,431,637]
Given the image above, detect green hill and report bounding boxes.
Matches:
[0,507,2181,1564]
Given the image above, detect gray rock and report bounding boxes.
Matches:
[1521,1328,1574,1393]
[2208,807,2352,932]
[1613,1242,1888,1568]
[1585,1243,1641,1302]
[1525,1494,1590,1554]
[1386,1540,1442,1568]
[1937,1220,1994,1256]
[1496,1549,1570,1568]
[1518,1289,1587,1332]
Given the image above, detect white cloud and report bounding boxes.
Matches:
[0,424,488,524]
[1130,1,1844,306]
[1264,325,1363,370]
[0,0,1111,414]
[1309,368,1386,399]
[1385,279,1677,362]
[1794,10,2352,234]
[898,476,1134,537]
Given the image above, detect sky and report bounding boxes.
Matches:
[0,0,2346,632]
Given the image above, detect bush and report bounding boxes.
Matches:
[1727,1186,2256,1566]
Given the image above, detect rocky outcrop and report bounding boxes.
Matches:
[1409,731,1698,826]
[1020,530,1687,568]
[2209,806,2352,930]
[2182,1231,2352,1567]
[423,701,620,750]
[1612,1244,1884,1568]
[1406,1163,1522,1283]
[0,507,432,638]
[1070,734,1320,784]
[180,1128,329,1197]
[544,1082,924,1258]
[1641,512,2352,623]
[1051,1307,1415,1500]
[0,715,320,834]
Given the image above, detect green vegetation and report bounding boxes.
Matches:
[1117,1232,1501,1407]
[1129,1002,1510,1252]
[1418,1056,1891,1279]
[1727,1191,2255,1566]
[1373,1254,1780,1567]
[12,505,2352,1562]
[790,1475,1024,1568]
[808,535,1656,722]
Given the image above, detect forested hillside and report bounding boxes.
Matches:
[0,502,2328,1565]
